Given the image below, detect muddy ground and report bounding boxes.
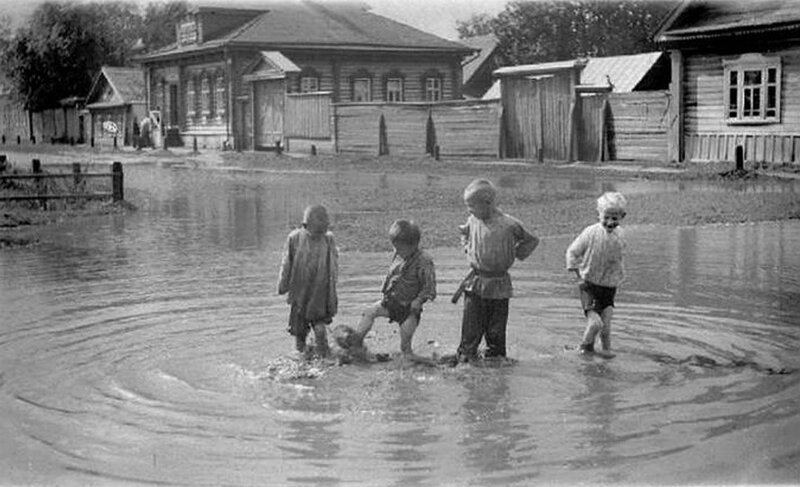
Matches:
[2,144,800,251]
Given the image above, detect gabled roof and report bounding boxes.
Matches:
[655,0,800,46]
[85,67,145,109]
[138,1,471,62]
[461,35,498,85]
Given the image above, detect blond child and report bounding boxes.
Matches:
[454,179,539,363]
[349,220,436,362]
[277,205,338,358]
[566,192,627,357]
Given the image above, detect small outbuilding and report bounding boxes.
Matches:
[84,66,147,147]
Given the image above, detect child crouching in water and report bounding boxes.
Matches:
[343,220,436,364]
[566,192,627,357]
[278,205,338,359]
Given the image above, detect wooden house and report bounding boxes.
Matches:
[461,35,500,99]
[655,0,800,164]
[134,1,472,151]
[84,67,147,147]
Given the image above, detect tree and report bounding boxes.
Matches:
[0,0,188,110]
[459,0,677,66]
[456,13,495,39]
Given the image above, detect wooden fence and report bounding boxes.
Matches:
[606,91,670,162]
[284,92,332,139]
[0,157,124,204]
[334,99,501,158]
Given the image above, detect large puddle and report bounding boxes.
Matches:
[1,165,798,485]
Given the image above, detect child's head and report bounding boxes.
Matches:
[596,192,626,232]
[302,204,330,236]
[463,179,497,220]
[389,219,421,257]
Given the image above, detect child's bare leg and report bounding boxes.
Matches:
[295,334,307,353]
[599,307,614,351]
[581,311,603,352]
[399,314,420,355]
[354,301,388,346]
[312,322,330,358]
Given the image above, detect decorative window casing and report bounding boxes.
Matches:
[200,73,211,121]
[214,70,226,120]
[185,76,196,122]
[422,71,443,101]
[384,71,404,102]
[723,54,781,124]
[299,67,321,93]
[352,78,371,102]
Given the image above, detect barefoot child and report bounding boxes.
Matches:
[348,220,436,363]
[453,179,539,363]
[277,205,338,358]
[566,192,627,357]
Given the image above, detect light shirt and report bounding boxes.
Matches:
[566,222,625,288]
[461,209,539,299]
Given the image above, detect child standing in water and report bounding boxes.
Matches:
[566,192,627,357]
[349,220,437,363]
[454,179,539,363]
[278,205,338,358]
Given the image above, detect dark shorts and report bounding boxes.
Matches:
[579,281,617,315]
[381,296,421,324]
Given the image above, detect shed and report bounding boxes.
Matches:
[84,66,147,147]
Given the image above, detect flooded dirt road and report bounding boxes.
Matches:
[1,165,798,485]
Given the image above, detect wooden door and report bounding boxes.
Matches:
[253,79,285,150]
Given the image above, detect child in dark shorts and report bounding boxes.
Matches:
[348,220,436,361]
[566,192,627,355]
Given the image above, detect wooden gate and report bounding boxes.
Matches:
[253,79,285,150]
[576,93,609,162]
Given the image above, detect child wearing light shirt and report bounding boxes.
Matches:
[454,179,539,363]
[566,192,627,357]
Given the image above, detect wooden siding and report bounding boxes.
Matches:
[607,91,670,162]
[433,100,501,157]
[683,47,800,163]
[0,96,29,141]
[501,75,572,161]
[285,92,331,139]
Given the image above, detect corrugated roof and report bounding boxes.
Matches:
[461,35,498,84]
[581,52,665,92]
[139,1,470,61]
[656,0,800,43]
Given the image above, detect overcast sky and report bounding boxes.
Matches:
[0,0,510,41]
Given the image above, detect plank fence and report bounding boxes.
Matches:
[0,156,124,205]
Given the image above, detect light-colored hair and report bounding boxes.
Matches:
[597,192,627,214]
[463,179,497,204]
[302,204,328,224]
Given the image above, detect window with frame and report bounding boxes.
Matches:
[300,76,319,93]
[185,76,196,122]
[423,74,442,101]
[200,73,211,120]
[214,71,226,120]
[386,77,404,102]
[723,54,781,124]
[352,78,372,102]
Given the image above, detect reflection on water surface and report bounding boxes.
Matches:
[0,165,798,485]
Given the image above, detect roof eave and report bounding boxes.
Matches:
[657,22,800,48]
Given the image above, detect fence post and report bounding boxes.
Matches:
[112,162,123,202]
[311,144,317,156]
[0,154,6,173]
[72,162,82,188]
[32,158,45,209]
[425,112,436,156]
[378,114,388,156]
[735,145,744,171]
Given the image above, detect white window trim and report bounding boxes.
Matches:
[353,77,372,102]
[425,77,442,102]
[301,76,320,93]
[386,77,403,102]
[723,53,781,125]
